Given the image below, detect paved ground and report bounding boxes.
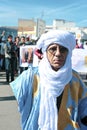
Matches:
[0,71,21,130]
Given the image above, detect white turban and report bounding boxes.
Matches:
[36,30,76,53]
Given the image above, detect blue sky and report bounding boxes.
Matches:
[0,0,87,27]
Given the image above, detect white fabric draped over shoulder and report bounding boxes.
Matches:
[36,30,76,130]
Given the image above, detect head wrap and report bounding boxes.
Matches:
[36,30,76,53]
[37,30,76,130]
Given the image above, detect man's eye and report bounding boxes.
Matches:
[60,47,68,52]
[50,47,57,51]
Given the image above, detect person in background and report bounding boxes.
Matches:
[25,36,33,45]
[4,35,16,83]
[0,38,6,70]
[10,30,87,130]
[0,30,6,41]
[75,39,80,48]
[14,36,20,74]
[79,42,84,48]
[0,31,6,70]
[19,36,26,46]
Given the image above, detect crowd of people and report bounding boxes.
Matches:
[0,31,37,83]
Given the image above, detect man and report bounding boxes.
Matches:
[4,35,16,83]
[10,30,87,130]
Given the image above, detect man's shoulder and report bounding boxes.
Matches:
[21,67,39,77]
[72,69,84,83]
[72,69,80,77]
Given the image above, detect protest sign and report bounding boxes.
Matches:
[19,45,39,67]
[72,48,87,73]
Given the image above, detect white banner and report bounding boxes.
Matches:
[72,48,87,73]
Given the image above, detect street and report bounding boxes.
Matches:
[0,71,21,130]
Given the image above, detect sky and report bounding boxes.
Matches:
[0,0,87,27]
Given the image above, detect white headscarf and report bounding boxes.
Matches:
[37,30,76,130]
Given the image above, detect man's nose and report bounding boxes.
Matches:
[55,47,61,55]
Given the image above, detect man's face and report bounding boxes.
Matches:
[46,43,68,71]
[8,37,12,42]
[21,37,25,43]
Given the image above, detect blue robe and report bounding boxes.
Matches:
[10,67,87,130]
